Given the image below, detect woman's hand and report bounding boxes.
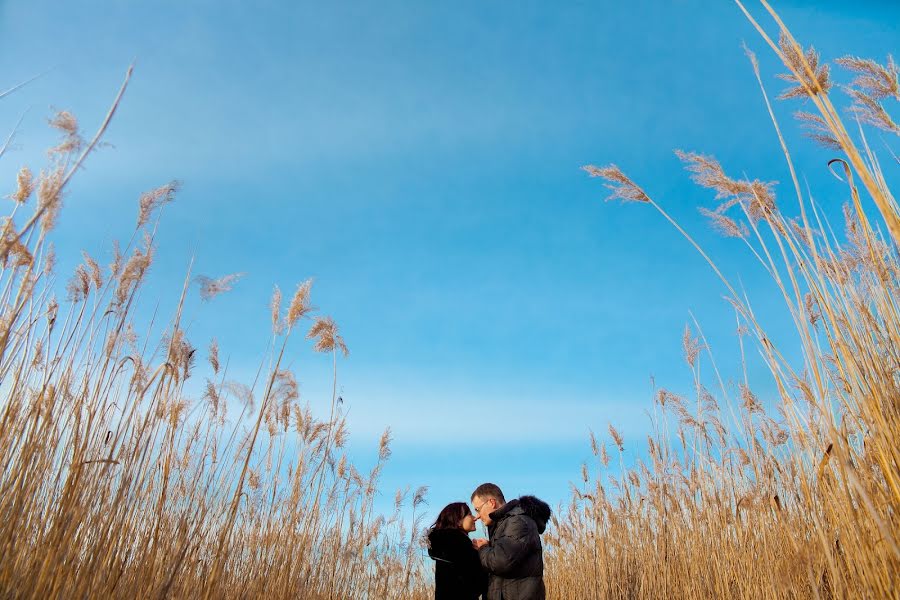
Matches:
[472,538,489,550]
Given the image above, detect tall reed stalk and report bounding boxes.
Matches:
[548,2,900,598]
[0,69,430,600]
[2,2,896,598]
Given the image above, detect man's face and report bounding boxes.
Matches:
[472,495,497,527]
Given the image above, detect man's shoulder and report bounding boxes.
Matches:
[496,508,536,533]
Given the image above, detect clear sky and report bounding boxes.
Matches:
[1,1,898,525]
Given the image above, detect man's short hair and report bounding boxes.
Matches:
[471,482,506,504]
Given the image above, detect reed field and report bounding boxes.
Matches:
[548,2,900,598]
[0,72,431,600]
[0,1,898,598]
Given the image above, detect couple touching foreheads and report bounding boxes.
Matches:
[427,482,551,600]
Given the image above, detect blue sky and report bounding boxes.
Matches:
[1,0,898,523]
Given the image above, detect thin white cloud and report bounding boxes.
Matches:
[338,384,652,445]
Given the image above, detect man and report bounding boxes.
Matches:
[470,483,552,600]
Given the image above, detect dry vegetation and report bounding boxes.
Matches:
[549,2,900,598]
[0,1,898,599]
[0,72,430,600]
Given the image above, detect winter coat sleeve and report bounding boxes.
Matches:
[478,515,536,576]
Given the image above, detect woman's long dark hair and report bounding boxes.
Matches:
[430,502,471,531]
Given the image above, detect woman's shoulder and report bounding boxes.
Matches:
[428,527,469,544]
[428,528,474,555]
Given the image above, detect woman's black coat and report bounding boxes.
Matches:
[427,527,487,600]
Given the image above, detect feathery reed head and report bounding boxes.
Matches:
[10,167,34,203]
[582,164,652,203]
[208,338,220,374]
[412,486,428,509]
[675,150,777,222]
[844,87,900,134]
[793,111,841,149]
[608,424,624,452]
[48,110,83,155]
[307,315,349,356]
[37,166,64,233]
[270,285,283,334]
[137,180,180,228]
[286,279,314,328]
[776,33,832,99]
[682,325,701,367]
[698,207,749,238]
[379,428,393,461]
[835,54,899,101]
[195,272,245,301]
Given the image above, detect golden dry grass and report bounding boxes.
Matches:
[551,2,899,598]
[0,2,897,599]
[0,70,431,599]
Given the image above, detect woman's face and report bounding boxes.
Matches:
[461,514,476,533]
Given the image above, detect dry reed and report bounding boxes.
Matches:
[554,2,900,598]
[1,2,897,598]
[0,69,430,600]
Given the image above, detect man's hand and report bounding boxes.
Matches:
[472,538,489,550]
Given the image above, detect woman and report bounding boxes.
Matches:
[427,502,487,600]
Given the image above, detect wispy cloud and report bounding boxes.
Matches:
[341,386,651,445]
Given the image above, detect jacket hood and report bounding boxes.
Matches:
[519,495,552,534]
[491,495,552,534]
[427,527,467,560]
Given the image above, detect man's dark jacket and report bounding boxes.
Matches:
[427,528,487,600]
[478,495,552,600]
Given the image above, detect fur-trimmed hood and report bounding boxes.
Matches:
[491,495,552,534]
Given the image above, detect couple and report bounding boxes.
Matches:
[427,482,551,600]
